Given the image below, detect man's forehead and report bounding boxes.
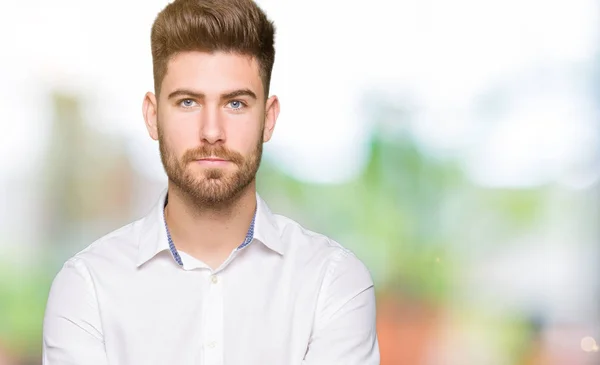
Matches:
[162,51,263,95]
[167,51,259,76]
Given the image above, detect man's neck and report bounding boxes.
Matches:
[164,182,257,269]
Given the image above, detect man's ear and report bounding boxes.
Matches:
[263,95,280,143]
[142,92,159,141]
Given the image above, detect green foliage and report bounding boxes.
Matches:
[0,261,53,356]
[258,133,462,303]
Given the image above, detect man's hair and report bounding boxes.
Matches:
[151,0,276,97]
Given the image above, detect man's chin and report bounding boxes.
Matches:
[189,166,232,180]
[192,189,242,206]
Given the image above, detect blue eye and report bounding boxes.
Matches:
[229,100,244,109]
[180,99,196,107]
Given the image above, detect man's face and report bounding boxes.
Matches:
[143,51,278,207]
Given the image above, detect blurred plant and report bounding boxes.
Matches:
[0,259,53,358]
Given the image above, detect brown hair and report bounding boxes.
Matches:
[150,0,276,97]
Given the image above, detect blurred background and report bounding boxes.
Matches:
[1,0,599,364]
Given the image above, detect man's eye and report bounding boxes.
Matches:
[228,100,245,109]
[180,99,196,107]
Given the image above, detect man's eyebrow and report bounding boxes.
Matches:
[167,89,205,100]
[221,89,257,100]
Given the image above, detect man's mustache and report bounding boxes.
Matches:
[182,146,244,165]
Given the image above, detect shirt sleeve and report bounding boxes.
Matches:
[43,258,109,365]
[303,249,380,365]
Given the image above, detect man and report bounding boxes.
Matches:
[42,0,380,364]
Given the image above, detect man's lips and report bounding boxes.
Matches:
[193,157,232,165]
[197,157,228,162]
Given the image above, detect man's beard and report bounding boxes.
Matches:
[158,126,263,208]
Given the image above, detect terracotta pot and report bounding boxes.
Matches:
[377,295,441,365]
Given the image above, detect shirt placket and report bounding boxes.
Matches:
[202,272,224,365]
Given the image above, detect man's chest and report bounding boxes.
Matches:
[93,259,324,365]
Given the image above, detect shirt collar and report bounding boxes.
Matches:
[252,191,285,255]
[136,188,284,267]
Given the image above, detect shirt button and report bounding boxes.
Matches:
[211,275,218,284]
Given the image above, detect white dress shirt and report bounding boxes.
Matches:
[42,190,379,365]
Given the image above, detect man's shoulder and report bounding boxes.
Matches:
[64,217,144,268]
[272,213,359,264]
[272,213,375,290]
[273,213,341,245]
